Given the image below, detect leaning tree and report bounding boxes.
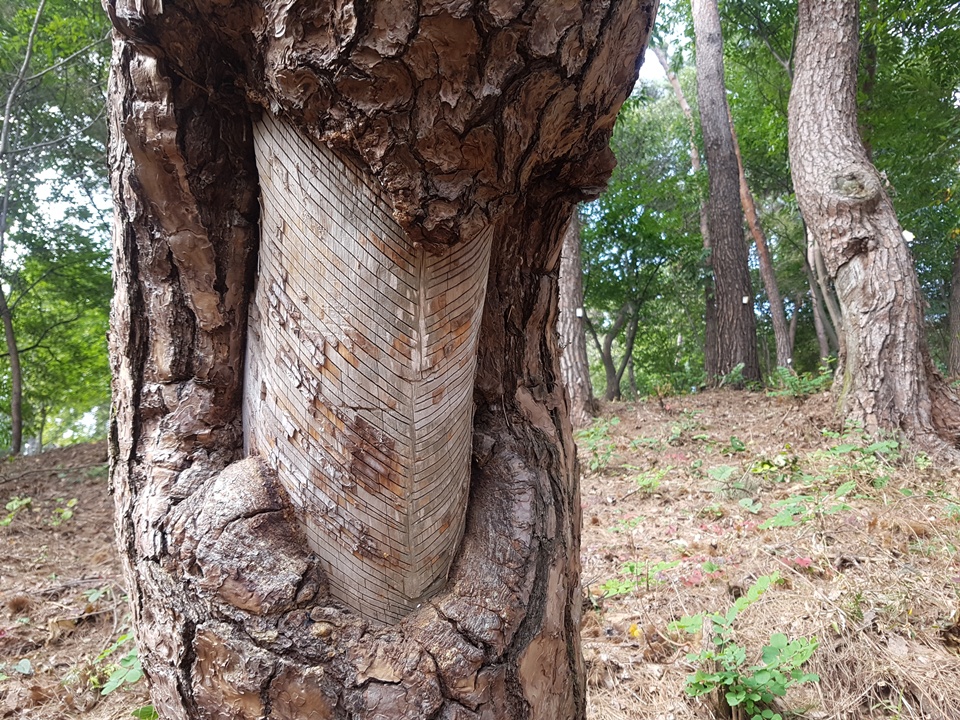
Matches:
[788,0,960,452]
[105,0,657,717]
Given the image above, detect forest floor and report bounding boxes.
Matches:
[582,390,960,720]
[2,390,960,719]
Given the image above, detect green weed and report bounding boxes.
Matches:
[576,417,620,473]
[671,574,819,720]
[600,559,679,597]
[0,496,32,526]
[767,362,834,399]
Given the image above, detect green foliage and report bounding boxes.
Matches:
[49,496,77,526]
[767,363,834,399]
[632,467,668,493]
[600,559,679,597]
[819,422,900,485]
[96,632,145,695]
[671,574,819,720]
[0,495,31,525]
[575,417,620,473]
[759,481,855,530]
[581,79,705,399]
[0,0,112,452]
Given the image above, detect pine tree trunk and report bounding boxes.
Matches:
[692,0,760,384]
[651,45,718,381]
[106,0,657,717]
[558,214,597,427]
[948,243,960,377]
[788,0,960,451]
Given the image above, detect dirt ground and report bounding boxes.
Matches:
[0,441,149,719]
[2,390,960,719]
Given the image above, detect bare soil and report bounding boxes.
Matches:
[2,390,960,719]
[0,442,149,719]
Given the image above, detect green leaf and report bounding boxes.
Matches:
[835,481,857,497]
[131,706,159,720]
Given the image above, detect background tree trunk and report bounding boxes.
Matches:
[0,286,22,455]
[558,214,598,427]
[948,243,960,377]
[106,0,657,717]
[788,0,960,451]
[692,0,760,384]
[651,44,718,381]
[728,110,792,368]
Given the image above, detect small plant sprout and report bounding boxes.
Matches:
[575,417,620,473]
[671,574,819,720]
[0,496,32,526]
[600,559,679,597]
[50,497,78,526]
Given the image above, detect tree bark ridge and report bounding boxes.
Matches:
[106,0,658,716]
[788,0,960,452]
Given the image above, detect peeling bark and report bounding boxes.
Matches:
[788,0,960,452]
[106,0,657,717]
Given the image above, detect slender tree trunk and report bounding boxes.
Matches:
[0,2,47,457]
[788,295,800,355]
[692,0,760,384]
[789,0,960,452]
[651,44,718,379]
[593,303,632,401]
[558,214,597,427]
[0,286,22,455]
[948,243,960,377]
[807,229,844,352]
[728,110,792,368]
[802,256,838,358]
[106,0,657,717]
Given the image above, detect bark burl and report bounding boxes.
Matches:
[789,0,960,453]
[105,1,657,718]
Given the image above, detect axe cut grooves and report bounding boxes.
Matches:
[243,113,492,623]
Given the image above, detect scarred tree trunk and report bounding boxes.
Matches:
[558,214,597,427]
[692,0,760,384]
[106,0,656,718]
[789,0,960,451]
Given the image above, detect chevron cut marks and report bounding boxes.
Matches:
[242,113,492,623]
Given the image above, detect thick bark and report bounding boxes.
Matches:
[692,0,760,383]
[106,0,656,718]
[948,243,960,377]
[558,214,597,427]
[788,0,960,451]
[651,44,717,380]
[728,110,792,368]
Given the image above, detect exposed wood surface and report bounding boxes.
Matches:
[244,113,490,622]
[106,0,658,716]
